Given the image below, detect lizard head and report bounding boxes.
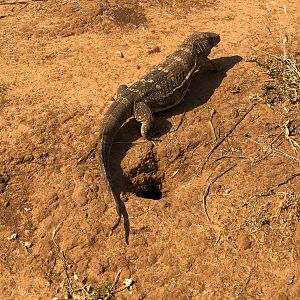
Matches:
[183,32,220,57]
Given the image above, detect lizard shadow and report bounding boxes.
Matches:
[154,55,243,132]
[109,55,242,243]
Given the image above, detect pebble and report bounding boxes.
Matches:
[24,241,32,248]
[8,233,18,240]
[116,50,124,58]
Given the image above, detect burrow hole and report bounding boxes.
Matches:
[135,177,163,200]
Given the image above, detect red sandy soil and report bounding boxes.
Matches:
[0,0,300,299]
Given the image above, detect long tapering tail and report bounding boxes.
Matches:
[98,97,133,233]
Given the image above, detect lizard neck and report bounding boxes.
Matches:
[181,39,211,57]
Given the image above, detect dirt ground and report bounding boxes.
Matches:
[1,0,300,299]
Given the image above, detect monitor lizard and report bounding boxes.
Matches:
[98,32,221,233]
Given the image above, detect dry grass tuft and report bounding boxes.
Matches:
[246,1,299,105]
[247,54,300,105]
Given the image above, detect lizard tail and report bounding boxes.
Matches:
[98,133,123,233]
[98,98,133,234]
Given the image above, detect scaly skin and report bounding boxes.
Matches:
[98,32,221,232]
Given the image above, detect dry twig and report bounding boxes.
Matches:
[51,223,74,297]
[246,135,300,163]
[170,111,186,133]
[62,251,73,294]
[199,103,256,174]
[272,147,300,162]
[52,221,63,249]
[202,163,237,221]
[77,142,97,164]
[110,269,122,292]
[209,108,217,143]
[258,171,300,196]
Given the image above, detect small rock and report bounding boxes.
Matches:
[73,272,79,281]
[116,50,124,58]
[8,233,18,240]
[288,274,296,285]
[124,278,134,288]
[24,241,32,248]
[39,152,48,159]
[136,65,141,69]
[120,192,130,202]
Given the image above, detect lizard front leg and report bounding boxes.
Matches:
[117,84,128,97]
[134,101,154,140]
[109,85,128,102]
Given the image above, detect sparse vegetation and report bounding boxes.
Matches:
[247,54,300,105]
[53,267,133,300]
[246,1,299,105]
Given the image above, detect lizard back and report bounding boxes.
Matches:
[121,32,220,112]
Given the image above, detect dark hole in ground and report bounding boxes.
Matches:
[135,178,162,200]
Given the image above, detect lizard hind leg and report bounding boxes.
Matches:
[134,101,154,140]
